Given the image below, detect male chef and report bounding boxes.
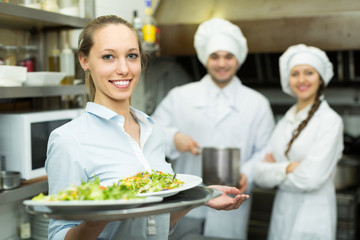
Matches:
[152,18,275,239]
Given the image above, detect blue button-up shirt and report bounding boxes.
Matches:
[45,102,173,239]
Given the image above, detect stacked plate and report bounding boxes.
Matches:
[30,214,50,240]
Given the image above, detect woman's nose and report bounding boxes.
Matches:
[298,73,306,82]
[116,59,129,75]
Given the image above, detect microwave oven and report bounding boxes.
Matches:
[0,109,83,180]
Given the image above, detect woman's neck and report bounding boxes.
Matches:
[94,97,130,117]
[296,99,315,112]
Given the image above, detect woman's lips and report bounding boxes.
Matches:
[109,79,131,88]
[297,85,310,92]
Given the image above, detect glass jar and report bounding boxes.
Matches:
[16,0,41,9]
[59,0,79,17]
[17,45,37,72]
[3,45,17,66]
[48,48,60,72]
[41,0,59,12]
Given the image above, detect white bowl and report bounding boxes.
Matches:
[24,72,67,86]
[0,66,27,86]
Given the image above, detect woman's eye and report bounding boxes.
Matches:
[128,53,139,59]
[209,55,219,60]
[102,54,114,60]
[306,71,314,75]
[290,72,298,77]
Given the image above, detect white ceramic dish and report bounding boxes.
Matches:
[136,174,203,198]
[23,196,163,212]
[0,66,27,86]
[24,72,67,86]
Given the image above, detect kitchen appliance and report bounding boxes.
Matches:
[0,109,82,180]
[202,147,240,186]
[0,171,21,190]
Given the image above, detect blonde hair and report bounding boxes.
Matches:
[78,15,148,101]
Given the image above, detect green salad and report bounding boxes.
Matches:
[117,170,184,194]
[32,170,183,202]
[32,176,137,201]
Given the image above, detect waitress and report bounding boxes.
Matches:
[254,44,343,240]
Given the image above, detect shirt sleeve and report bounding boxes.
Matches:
[151,89,181,159]
[280,114,344,192]
[45,130,87,239]
[241,100,275,185]
[254,161,289,189]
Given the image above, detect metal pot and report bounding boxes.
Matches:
[202,147,240,186]
[1,171,21,190]
[334,156,360,190]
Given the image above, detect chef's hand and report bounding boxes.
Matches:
[286,161,300,174]
[263,153,275,163]
[237,173,247,193]
[174,132,200,155]
[206,185,249,210]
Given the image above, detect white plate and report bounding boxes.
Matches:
[136,174,203,198]
[23,196,163,212]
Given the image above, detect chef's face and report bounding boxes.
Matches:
[289,64,321,105]
[79,24,141,107]
[206,51,239,88]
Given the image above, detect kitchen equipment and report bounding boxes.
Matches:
[0,109,83,180]
[0,65,27,86]
[1,171,21,190]
[24,71,67,86]
[334,155,360,190]
[202,147,240,186]
[24,186,221,221]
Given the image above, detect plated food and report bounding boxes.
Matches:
[24,172,202,213]
[117,170,184,194]
[31,170,184,202]
[32,176,138,201]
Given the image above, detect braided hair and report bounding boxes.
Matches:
[284,81,325,158]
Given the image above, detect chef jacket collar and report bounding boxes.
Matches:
[85,102,154,125]
[194,74,241,111]
[285,102,313,125]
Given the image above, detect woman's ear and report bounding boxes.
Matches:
[78,52,89,71]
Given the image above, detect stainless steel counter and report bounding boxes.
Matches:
[0,180,48,206]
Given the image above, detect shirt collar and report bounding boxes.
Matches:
[195,74,242,110]
[285,102,313,125]
[85,102,154,125]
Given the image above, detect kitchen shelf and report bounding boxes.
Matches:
[0,2,89,30]
[0,179,47,206]
[0,85,87,99]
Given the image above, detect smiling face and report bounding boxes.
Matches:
[289,64,322,107]
[206,51,239,88]
[79,23,141,109]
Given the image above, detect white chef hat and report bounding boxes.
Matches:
[194,18,248,66]
[279,44,334,97]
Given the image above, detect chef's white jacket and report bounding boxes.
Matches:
[152,74,275,239]
[254,100,343,240]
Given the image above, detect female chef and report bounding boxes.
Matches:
[254,44,343,240]
[45,15,248,240]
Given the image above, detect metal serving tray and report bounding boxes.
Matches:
[25,186,221,221]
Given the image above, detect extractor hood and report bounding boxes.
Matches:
[154,0,360,55]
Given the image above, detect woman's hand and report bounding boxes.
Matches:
[286,161,300,174]
[263,153,275,163]
[174,132,200,155]
[206,185,249,210]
